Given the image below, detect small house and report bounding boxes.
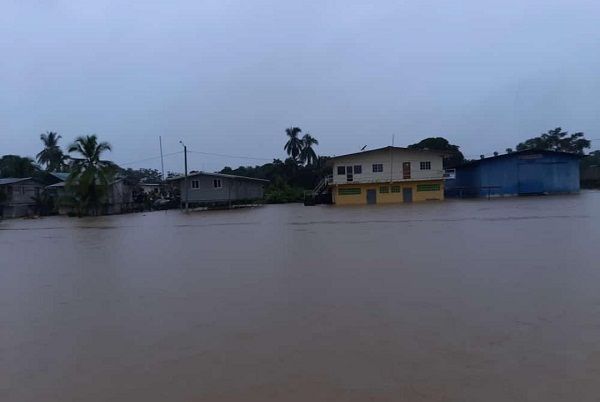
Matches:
[168,172,268,208]
[445,149,582,198]
[47,178,141,215]
[0,178,45,218]
[322,146,446,205]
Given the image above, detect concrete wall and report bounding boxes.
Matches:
[181,175,265,203]
[332,180,444,206]
[331,148,444,185]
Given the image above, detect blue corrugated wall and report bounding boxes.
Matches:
[446,152,580,198]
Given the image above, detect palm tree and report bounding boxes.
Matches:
[67,135,116,215]
[0,155,39,178]
[37,132,67,172]
[300,133,319,166]
[283,127,303,161]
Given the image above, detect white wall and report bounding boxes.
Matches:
[331,148,444,185]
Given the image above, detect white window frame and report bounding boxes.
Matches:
[191,180,200,189]
[213,179,222,189]
[372,163,383,173]
[420,161,431,170]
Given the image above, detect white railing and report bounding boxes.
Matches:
[443,169,456,179]
[313,175,333,195]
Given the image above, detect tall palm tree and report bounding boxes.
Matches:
[300,133,319,166]
[283,127,303,161]
[37,131,67,172]
[67,135,115,215]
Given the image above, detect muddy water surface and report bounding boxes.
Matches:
[2,192,600,401]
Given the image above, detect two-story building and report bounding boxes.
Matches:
[324,146,446,205]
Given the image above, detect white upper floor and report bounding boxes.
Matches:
[328,146,445,185]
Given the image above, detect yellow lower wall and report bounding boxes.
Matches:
[332,180,444,206]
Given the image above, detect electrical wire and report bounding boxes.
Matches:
[187,150,272,162]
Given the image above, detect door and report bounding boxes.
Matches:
[366,189,377,205]
[518,162,547,194]
[403,162,411,179]
[402,187,413,203]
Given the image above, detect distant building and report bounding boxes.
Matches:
[445,149,582,198]
[139,183,161,195]
[168,172,268,207]
[46,178,141,215]
[321,146,446,205]
[0,178,45,218]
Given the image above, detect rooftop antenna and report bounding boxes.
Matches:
[360,145,367,151]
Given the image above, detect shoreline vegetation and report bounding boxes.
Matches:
[1,127,599,217]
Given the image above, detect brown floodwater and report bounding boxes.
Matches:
[2,191,600,401]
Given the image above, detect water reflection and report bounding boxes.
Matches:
[2,192,600,401]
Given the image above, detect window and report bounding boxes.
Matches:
[372,164,383,173]
[353,165,362,174]
[191,180,200,189]
[337,166,346,175]
[379,187,389,194]
[420,161,431,170]
[338,188,361,195]
[346,166,353,182]
[416,184,441,192]
[391,186,401,193]
[213,179,222,188]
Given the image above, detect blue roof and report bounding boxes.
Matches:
[458,149,582,168]
[49,172,69,181]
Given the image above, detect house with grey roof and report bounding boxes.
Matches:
[167,171,268,208]
[0,178,45,218]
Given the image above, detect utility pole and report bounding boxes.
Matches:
[180,141,189,213]
[159,135,165,181]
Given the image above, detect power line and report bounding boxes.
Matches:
[187,150,272,162]
[119,151,182,167]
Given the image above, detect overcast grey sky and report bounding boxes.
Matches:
[2,0,599,173]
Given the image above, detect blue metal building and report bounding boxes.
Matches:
[445,149,582,198]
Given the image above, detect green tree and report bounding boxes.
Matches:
[120,168,163,183]
[300,133,319,166]
[36,131,67,172]
[67,135,116,215]
[283,127,303,161]
[0,155,39,178]
[516,127,590,155]
[408,137,465,168]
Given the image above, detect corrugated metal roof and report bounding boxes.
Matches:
[0,177,33,186]
[458,149,583,168]
[49,172,69,181]
[167,171,269,183]
[325,146,450,167]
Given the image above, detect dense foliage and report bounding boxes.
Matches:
[408,137,465,168]
[516,127,590,155]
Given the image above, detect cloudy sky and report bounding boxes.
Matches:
[2,0,599,173]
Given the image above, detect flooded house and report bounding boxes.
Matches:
[0,178,45,218]
[168,171,268,208]
[317,146,446,205]
[445,149,582,198]
[46,178,141,215]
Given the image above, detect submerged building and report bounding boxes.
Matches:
[320,146,447,205]
[445,149,582,198]
[168,171,268,208]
